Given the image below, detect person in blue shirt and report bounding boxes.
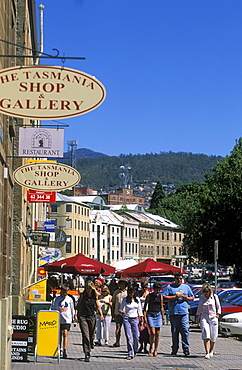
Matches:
[162,272,194,356]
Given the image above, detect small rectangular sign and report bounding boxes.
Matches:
[30,232,50,246]
[27,190,56,203]
[44,221,56,232]
[19,127,64,157]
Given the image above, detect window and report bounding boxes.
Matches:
[103,256,105,263]
[157,232,159,239]
[135,229,138,238]
[103,240,105,249]
[117,228,119,233]
[174,247,177,255]
[50,204,57,212]
[157,246,159,255]
[132,243,134,253]
[174,233,177,241]
[132,229,134,238]
[117,237,119,246]
[66,235,72,253]
[103,226,105,234]
[167,247,169,255]
[75,220,77,229]
[92,238,95,249]
[75,205,77,213]
[112,227,114,233]
[179,233,182,241]
[78,220,80,229]
[129,243,131,253]
[162,232,164,240]
[167,233,169,241]
[162,246,164,256]
[112,251,114,260]
[125,243,128,253]
[117,251,119,260]
[66,204,72,212]
[135,244,137,254]
[112,236,114,245]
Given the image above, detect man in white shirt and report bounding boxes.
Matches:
[51,285,75,359]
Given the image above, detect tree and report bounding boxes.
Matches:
[149,181,166,210]
[183,138,242,266]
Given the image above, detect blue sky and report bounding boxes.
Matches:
[36,0,242,157]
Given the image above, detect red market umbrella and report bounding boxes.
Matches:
[119,258,186,278]
[44,253,115,276]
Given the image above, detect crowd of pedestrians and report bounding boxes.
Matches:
[50,272,221,362]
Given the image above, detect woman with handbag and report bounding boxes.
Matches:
[96,285,112,346]
[196,283,221,359]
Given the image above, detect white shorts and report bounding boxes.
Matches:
[200,317,218,342]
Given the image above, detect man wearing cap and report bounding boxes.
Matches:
[111,278,128,347]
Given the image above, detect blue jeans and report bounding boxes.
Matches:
[169,314,190,353]
[123,316,139,357]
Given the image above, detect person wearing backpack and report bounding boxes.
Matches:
[196,283,221,359]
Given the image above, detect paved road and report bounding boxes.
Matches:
[12,321,242,370]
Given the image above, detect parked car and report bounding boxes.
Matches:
[217,282,238,289]
[220,312,242,338]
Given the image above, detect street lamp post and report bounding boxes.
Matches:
[214,240,219,293]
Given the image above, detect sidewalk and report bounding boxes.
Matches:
[12,321,242,370]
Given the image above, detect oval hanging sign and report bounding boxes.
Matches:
[0,65,106,120]
[13,162,81,191]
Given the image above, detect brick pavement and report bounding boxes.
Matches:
[12,321,242,370]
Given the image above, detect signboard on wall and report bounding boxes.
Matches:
[12,316,29,362]
[19,127,64,157]
[27,279,47,301]
[30,232,50,246]
[13,162,81,191]
[0,65,106,120]
[27,190,56,203]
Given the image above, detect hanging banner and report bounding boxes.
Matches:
[0,65,106,120]
[19,127,64,158]
[13,162,81,191]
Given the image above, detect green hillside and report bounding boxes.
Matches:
[75,151,222,189]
